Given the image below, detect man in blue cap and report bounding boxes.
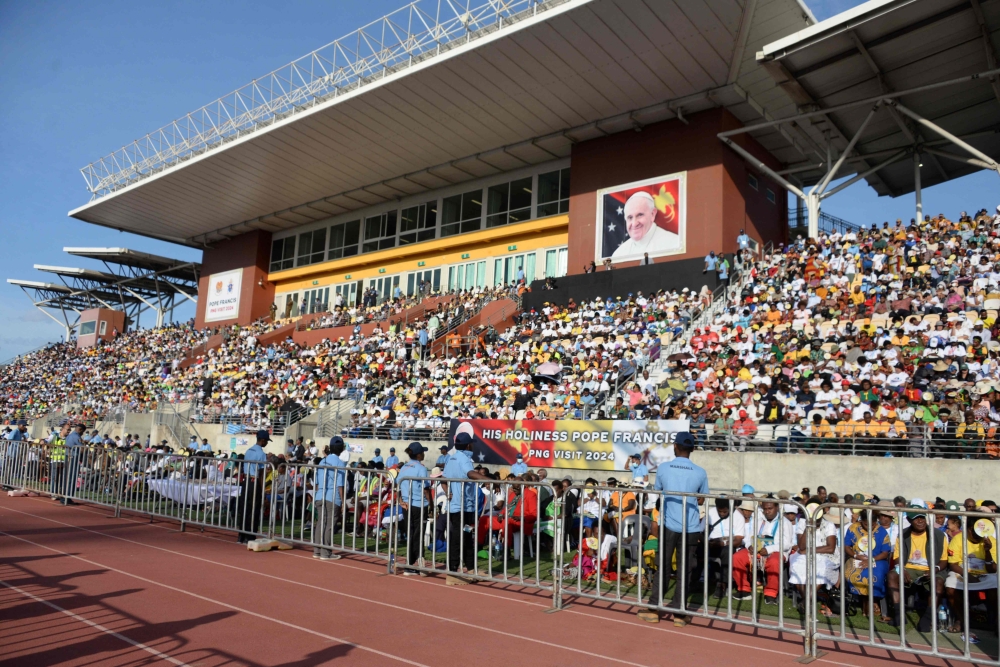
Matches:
[60,423,86,506]
[510,453,528,476]
[396,442,430,575]
[372,448,383,465]
[435,445,451,469]
[638,432,708,626]
[315,436,347,560]
[237,430,269,544]
[385,447,399,468]
[443,431,490,585]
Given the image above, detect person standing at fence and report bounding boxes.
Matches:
[237,430,268,544]
[639,432,708,626]
[444,432,490,585]
[314,436,347,561]
[60,423,87,506]
[397,442,430,575]
[2,420,26,491]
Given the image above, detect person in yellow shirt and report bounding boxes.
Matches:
[944,515,997,636]
[887,509,947,630]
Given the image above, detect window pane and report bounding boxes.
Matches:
[432,268,440,292]
[525,254,536,284]
[509,177,531,222]
[442,195,462,225]
[537,201,559,218]
[462,191,481,223]
[560,168,570,199]
[487,182,509,217]
[476,261,486,288]
[311,228,326,256]
[537,170,559,204]
[545,249,556,278]
[400,206,419,233]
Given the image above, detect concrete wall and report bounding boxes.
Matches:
[309,438,997,501]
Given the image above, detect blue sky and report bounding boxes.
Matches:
[0,0,995,358]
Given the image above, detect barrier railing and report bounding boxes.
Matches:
[807,502,999,666]
[385,476,556,600]
[555,483,810,642]
[2,441,997,665]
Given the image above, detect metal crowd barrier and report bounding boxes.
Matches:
[554,483,810,642]
[384,476,556,602]
[2,441,998,666]
[807,502,999,666]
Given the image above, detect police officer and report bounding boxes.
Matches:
[443,432,490,585]
[372,448,383,465]
[396,442,430,575]
[510,453,528,476]
[315,436,347,560]
[385,447,399,468]
[238,430,268,544]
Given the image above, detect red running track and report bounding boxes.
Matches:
[0,494,978,667]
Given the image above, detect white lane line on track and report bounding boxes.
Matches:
[0,528,431,667]
[0,507,653,667]
[0,577,192,666]
[7,501,906,667]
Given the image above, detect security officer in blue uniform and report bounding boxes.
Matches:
[442,432,490,584]
[510,453,528,476]
[372,448,383,465]
[396,442,430,575]
[435,445,451,469]
[385,447,399,468]
[237,430,268,544]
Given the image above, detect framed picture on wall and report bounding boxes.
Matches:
[594,171,686,263]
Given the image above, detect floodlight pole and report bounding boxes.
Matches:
[914,151,923,225]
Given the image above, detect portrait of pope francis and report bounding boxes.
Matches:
[610,191,681,260]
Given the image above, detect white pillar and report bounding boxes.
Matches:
[914,151,922,225]
[806,192,821,240]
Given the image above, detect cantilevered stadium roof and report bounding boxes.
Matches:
[69,0,818,246]
[746,0,1000,197]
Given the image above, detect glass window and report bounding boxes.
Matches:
[441,189,482,237]
[544,249,557,279]
[476,261,486,288]
[766,188,776,204]
[99,321,107,335]
[537,168,570,217]
[297,228,327,266]
[328,219,360,259]
[79,321,96,336]
[486,177,532,228]
[399,201,437,245]
[748,173,759,191]
[557,248,568,277]
[269,237,296,272]
[525,253,536,284]
[363,211,397,253]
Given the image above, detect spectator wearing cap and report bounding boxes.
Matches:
[372,448,383,465]
[626,454,648,483]
[435,445,451,469]
[443,432,491,585]
[510,453,528,476]
[237,430,268,544]
[314,436,347,561]
[386,448,399,468]
[397,442,430,576]
[638,432,708,626]
[886,504,947,631]
[732,409,757,452]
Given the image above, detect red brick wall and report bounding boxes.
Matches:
[195,230,274,329]
[567,108,785,274]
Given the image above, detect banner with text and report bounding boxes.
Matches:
[448,419,690,472]
[204,268,243,323]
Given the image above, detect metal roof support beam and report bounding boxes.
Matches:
[892,102,1000,175]
[969,0,1000,106]
[719,67,1000,139]
[922,146,996,171]
[821,149,909,199]
[719,137,805,200]
[813,101,882,196]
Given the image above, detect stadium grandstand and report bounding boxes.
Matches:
[3,0,1000,665]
